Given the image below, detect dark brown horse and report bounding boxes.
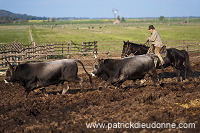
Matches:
[121,41,193,81]
[121,41,149,57]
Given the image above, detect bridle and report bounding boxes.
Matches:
[122,41,150,57]
[123,43,140,57]
[123,43,131,57]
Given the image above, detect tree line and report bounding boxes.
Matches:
[0,9,47,24]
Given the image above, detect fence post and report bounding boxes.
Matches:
[186,44,189,51]
[67,42,70,53]
[2,54,4,69]
[94,41,98,54]
[81,42,85,53]
[0,53,2,70]
[62,43,64,55]
[51,43,54,53]
[45,44,47,60]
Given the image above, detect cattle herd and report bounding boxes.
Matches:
[4,45,193,97]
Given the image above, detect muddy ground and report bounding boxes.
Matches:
[0,52,199,133]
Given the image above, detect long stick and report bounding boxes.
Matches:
[141,29,148,38]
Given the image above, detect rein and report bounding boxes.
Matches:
[122,41,150,57]
[124,43,140,56]
[124,43,131,57]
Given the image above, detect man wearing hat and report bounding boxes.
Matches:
[148,25,165,64]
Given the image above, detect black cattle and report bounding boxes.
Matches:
[5,59,93,97]
[91,55,160,89]
[121,41,193,81]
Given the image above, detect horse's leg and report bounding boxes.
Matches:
[184,67,187,80]
[185,66,193,80]
[176,69,181,82]
[184,60,193,80]
[149,70,160,86]
[173,57,183,82]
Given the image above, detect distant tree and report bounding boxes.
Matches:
[117,15,121,21]
[159,16,165,21]
[0,16,15,23]
[121,17,126,22]
[50,18,56,22]
[17,19,28,23]
[0,9,49,21]
[116,15,126,22]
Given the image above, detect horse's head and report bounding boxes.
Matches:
[122,41,150,57]
[121,41,131,58]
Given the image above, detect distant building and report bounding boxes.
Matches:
[113,20,120,24]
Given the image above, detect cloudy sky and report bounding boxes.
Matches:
[0,0,199,18]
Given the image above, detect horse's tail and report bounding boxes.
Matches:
[181,50,193,77]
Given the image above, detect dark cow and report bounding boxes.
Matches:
[121,41,193,81]
[91,55,160,89]
[5,59,93,97]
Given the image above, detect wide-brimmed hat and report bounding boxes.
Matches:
[148,25,155,30]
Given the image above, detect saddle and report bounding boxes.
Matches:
[160,46,167,58]
[147,45,167,58]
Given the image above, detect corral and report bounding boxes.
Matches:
[0,41,200,132]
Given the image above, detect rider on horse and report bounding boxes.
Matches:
[147,25,165,65]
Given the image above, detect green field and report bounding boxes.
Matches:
[0,26,30,43]
[0,19,200,47]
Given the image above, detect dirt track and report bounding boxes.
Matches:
[0,53,200,133]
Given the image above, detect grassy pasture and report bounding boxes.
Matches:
[0,21,200,48]
[31,23,200,44]
[0,25,30,43]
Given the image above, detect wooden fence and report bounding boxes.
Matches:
[0,40,199,72]
[0,41,98,71]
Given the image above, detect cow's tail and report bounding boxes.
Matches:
[149,54,165,79]
[148,54,165,75]
[75,59,94,89]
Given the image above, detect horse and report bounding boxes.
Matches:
[121,41,149,57]
[121,41,193,81]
